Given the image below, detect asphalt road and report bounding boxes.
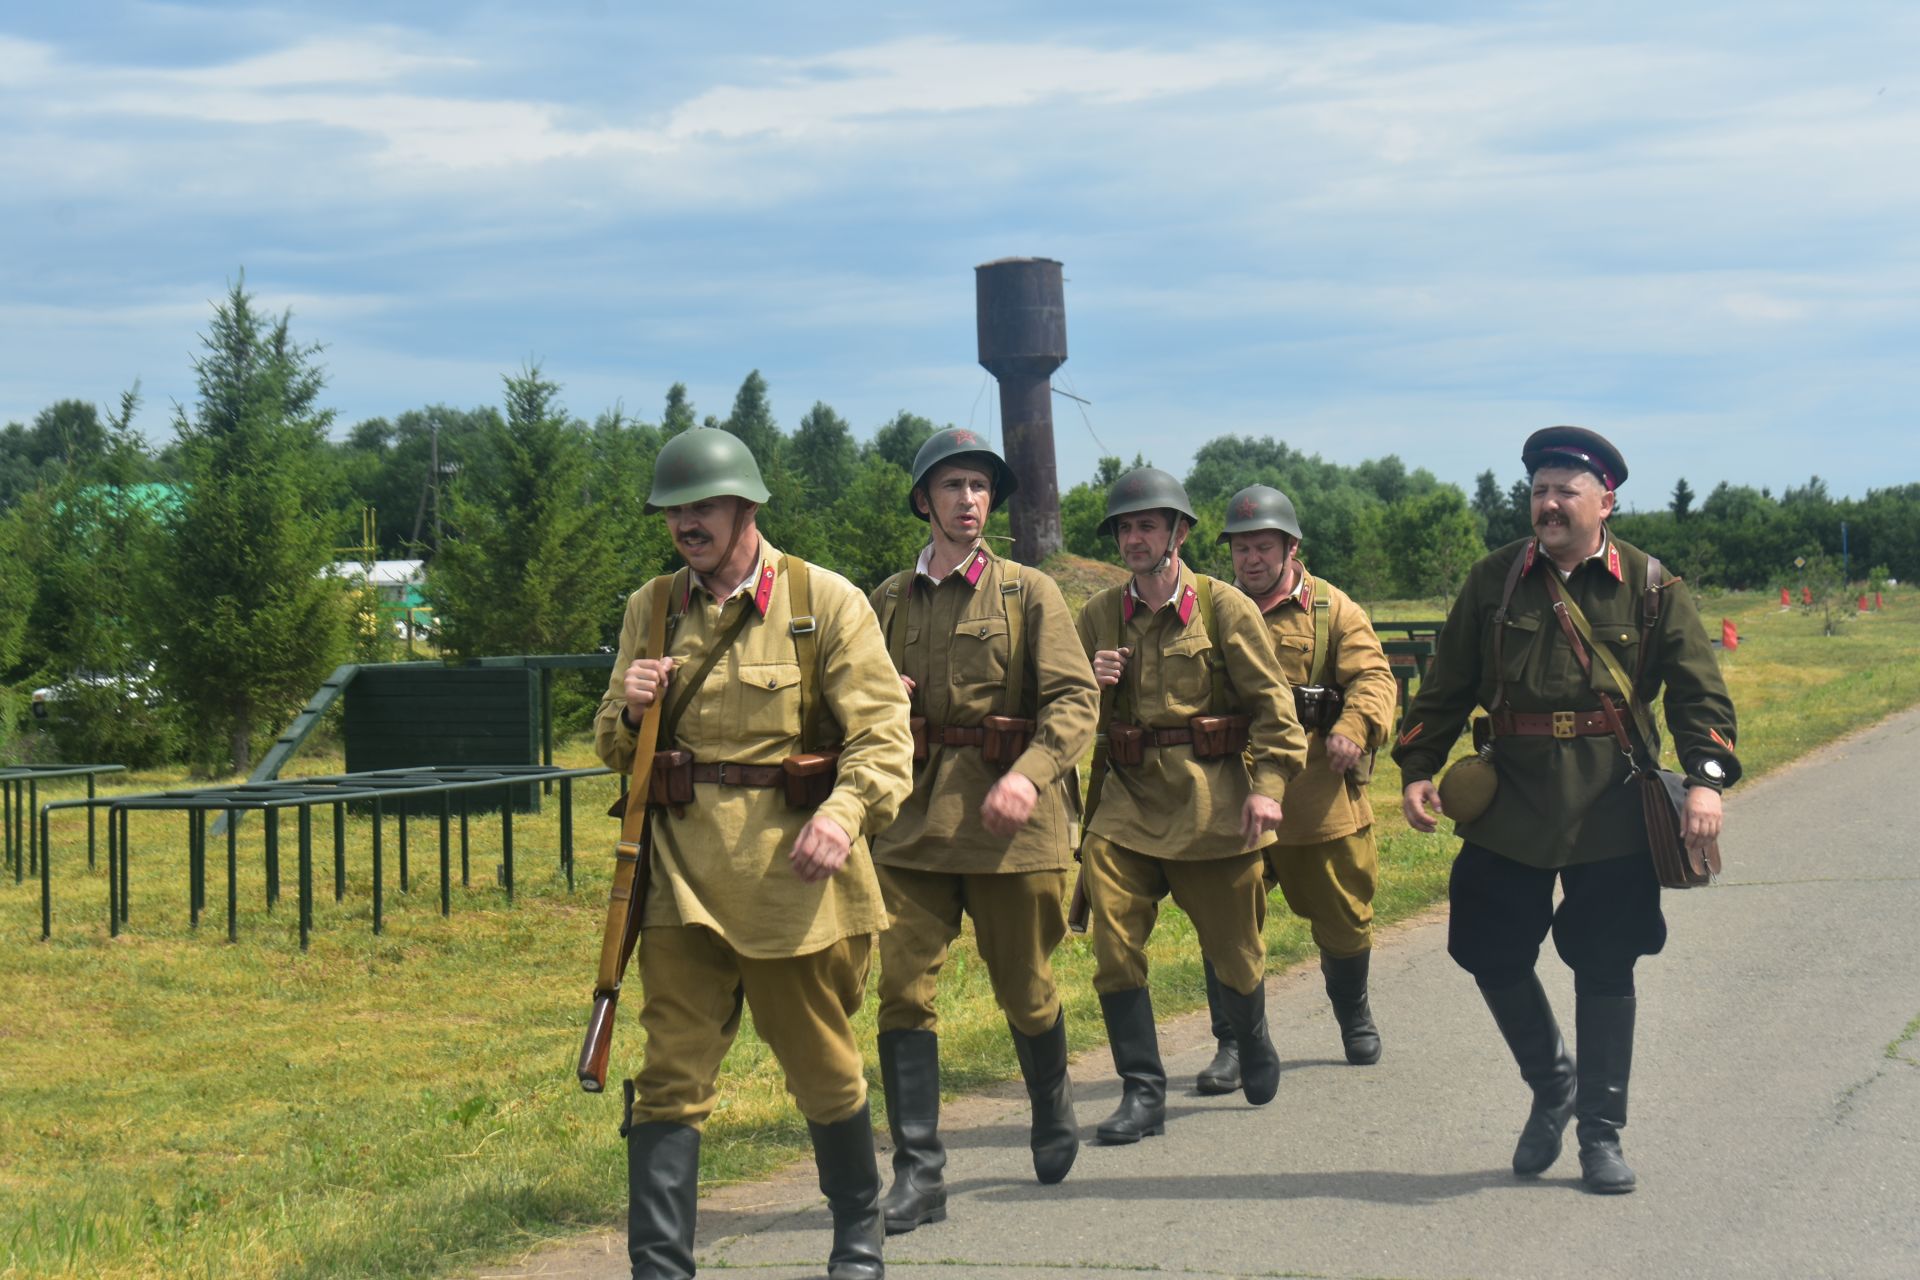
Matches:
[479,707,1920,1280]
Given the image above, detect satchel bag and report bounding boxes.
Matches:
[1642,768,1719,888]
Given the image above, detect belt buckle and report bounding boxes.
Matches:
[717,763,740,785]
[1552,711,1576,739]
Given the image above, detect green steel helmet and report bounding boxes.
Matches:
[1097,466,1198,538]
[906,427,1019,520]
[644,427,772,514]
[1217,484,1302,544]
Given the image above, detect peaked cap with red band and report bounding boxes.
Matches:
[1521,425,1628,493]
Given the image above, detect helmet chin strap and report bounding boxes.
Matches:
[712,502,756,591]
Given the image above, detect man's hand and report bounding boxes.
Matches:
[898,673,917,697]
[789,815,853,884]
[623,658,675,723]
[1402,780,1442,833]
[1240,794,1284,847]
[1682,784,1722,855]
[1325,731,1363,774]
[981,771,1040,838]
[1091,646,1132,687]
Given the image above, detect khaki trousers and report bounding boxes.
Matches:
[1083,833,1267,997]
[1266,826,1378,958]
[629,925,871,1130]
[876,865,1068,1038]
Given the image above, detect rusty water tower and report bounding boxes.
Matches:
[976,257,1066,564]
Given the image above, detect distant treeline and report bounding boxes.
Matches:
[3,279,1915,769]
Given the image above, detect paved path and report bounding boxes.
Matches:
[480,708,1920,1280]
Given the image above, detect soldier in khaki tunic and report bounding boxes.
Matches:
[594,428,913,1280]
[867,428,1099,1233]
[1194,485,1399,1095]
[1395,426,1738,1196]
[1076,467,1308,1143]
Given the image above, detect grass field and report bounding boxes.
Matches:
[1,587,1915,1279]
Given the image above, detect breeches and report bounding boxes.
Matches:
[1265,826,1378,957]
[629,925,871,1130]
[876,865,1067,1037]
[1083,833,1267,997]
[1446,842,1666,997]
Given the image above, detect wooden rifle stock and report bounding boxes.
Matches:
[578,578,671,1094]
[1068,733,1112,937]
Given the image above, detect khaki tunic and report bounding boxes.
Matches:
[869,546,1099,875]
[1392,532,1741,870]
[1075,564,1308,859]
[1260,575,1398,846]
[594,538,914,957]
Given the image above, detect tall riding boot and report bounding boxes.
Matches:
[1321,949,1383,1065]
[875,1029,946,1234]
[1194,957,1241,1095]
[1095,988,1167,1143]
[626,1120,700,1280]
[1480,974,1578,1177]
[1575,995,1638,1195]
[1215,977,1282,1106]
[1009,1012,1080,1184]
[807,1102,885,1280]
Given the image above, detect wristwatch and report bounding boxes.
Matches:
[1688,757,1726,790]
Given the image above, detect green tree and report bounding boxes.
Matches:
[1671,477,1695,523]
[867,412,940,472]
[148,280,351,771]
[790,402,859,500]
[723,370,783,466]
[661,383,697,440]
[428,366,627,666]
[0,508,32,742]
[1382,488,1485,602]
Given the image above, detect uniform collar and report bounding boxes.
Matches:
[1263,564,1313,614]
[1521,531,1623,583]
[1123,560,1199,626]
[687,537,782,616]
[914,541,990,589]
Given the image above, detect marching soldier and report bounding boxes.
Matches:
[594,427,913,1280]
[1394,426,1739,1195]
[1076,466,1308,1142]
[1195,485,1398,1096]
[868,428,1099,1233]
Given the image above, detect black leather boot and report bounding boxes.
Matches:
[1009,1012,1079,1184]
[1095,988,1166,1143]
[1195,957,1240,1095]
[1321,949,1382,1065]
[1215,977,1281,1106]
[807,1102,885,1280]
[876,1029,945,1234]
[1575,995,1638,1195]
[1481,974,1578,1177]
[626,1120,699,1280]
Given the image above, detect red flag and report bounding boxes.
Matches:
[1859,594,1870,612]
[1722,619,1738,650]
[1780,587,1791,607]
[1801,586,1812,605]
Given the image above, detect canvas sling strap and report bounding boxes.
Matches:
[1537,561,1672,772]
[1490,545,1533,713]
[1307,577,1333,687]
[881,550,1027,718]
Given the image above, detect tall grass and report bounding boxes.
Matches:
[1,590,1914,1278]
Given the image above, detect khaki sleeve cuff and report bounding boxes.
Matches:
[814,792,868,843]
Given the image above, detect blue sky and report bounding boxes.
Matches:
[4,2,1915,507]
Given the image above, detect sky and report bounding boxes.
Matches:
[4,2,1916,509]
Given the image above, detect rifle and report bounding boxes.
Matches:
[577,582,671,1093]
[1068,648,1122,934]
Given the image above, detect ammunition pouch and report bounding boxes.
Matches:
[1106,722,1146,767]
[981,715,1036,767]
[1292,684,1346,735]
[782,749,842,809]
[648,749,694,808]
[1188,714,1252,760]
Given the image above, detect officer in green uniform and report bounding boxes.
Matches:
[868,428,1100,1232]
[1393,426,1739,1196]
[1195,485,1399,1095]
[594,428,914,1279]
[1077,467,1308,1143]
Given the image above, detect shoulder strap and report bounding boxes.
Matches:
[1308,577,1333,687]
[1110,588,1134,726]
[1636,556,1668,687]
[1492,544,1531,711]
[660,569,751,747]
[1194,575,1227,714]
[880,569,912,674]
[785,556,829,751]
[1000,559,1025,716]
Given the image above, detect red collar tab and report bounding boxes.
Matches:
[1295,574,1314,611]
[1122,587,1138,623]
[1397,721,1425,748]
[1176,584,1197,626]
[1605,541,1623,582]
[963,548,988,586]
[751,562,777,616]
[1521,539,1539,576]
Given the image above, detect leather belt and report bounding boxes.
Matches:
[926,724,986,748]
[1490,709,1614,739]
[689,762,785,787]
[1147,727,1193,746]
